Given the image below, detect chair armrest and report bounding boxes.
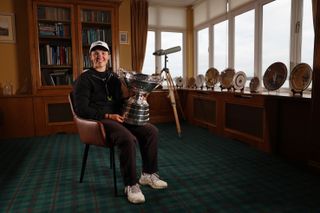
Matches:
[74,116,106,147]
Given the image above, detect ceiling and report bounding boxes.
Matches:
[148,0,199,7]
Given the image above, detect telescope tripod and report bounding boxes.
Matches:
[160,55,185,137]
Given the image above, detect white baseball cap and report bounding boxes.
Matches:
[89,41,110,53]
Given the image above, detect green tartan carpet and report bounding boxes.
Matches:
[0,123,320,212]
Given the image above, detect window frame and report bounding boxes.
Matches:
[194,0,313,93]
[145,27,186,78]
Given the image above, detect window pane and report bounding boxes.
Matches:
[262,0,291,87]
[301,0,314,66]
[235,10,254,79]
[197,27,209,75]
[213,20,228,72]
[161,32,183,79]
[142,31,155,75]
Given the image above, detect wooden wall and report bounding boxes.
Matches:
[0,96,35,138]
[309,0,320,173]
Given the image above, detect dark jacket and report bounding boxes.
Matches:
[73,68,124,120]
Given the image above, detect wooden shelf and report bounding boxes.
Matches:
[38,19,70,23]
[82,22,111,27]
[39,36,71,40]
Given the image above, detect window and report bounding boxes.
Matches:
[213,21,228,72]
[161,32,183,78]
[234,10,254,79]
[147,5,186,80]
[142,31,155,75]
[193,0,314,91]
[262,0,291,88]
[301,0,314,67]
[197,27,209,75]
[142,30,184,80]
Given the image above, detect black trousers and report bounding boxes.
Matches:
[101,119,158,186]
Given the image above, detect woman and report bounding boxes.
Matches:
[73,41,167,204]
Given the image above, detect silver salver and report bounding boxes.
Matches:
[119,71,162,125]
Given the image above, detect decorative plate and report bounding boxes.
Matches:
[187,77,196,88]
[175,76,184,87]
[233,71,247,90]
[263,62,287,91]
[205,67,219,87]
[289,63,312,92]
[220,68,235,89]
[249,77,260,92]
[195,74,205,88]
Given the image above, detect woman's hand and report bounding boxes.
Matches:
[105,113,124,123]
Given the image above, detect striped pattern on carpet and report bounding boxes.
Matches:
[0,123,320,212]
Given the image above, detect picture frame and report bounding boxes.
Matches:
[119,31,128,44]
[0,13,16,43]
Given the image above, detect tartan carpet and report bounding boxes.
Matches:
[0,123,320,213]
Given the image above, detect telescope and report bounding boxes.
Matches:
[152,45,184,137]
[153,46,181,56]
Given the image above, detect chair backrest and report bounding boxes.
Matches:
[68,92,107,147]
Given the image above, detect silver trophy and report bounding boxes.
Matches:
[120,71,162,125]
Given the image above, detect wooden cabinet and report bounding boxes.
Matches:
[148,90,175,123]
[33,95,76,136]
[29,0,120,95]
[222,93,269,151]
[183,90,272,153]
[28,0,120,135]
[0,96,35,139]
[272,97,311,165]
[185,90,222,134]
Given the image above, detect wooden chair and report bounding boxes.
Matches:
[68,92,118,196]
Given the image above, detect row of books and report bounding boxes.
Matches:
[39,44,72,65]
[39,23,70,37]
[38,7,110,23]
[82,28,112,46]
[81,10,111,24]
[38,6,70,21]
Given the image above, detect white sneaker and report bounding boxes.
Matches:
[124,184,145,204]
[139,173,168,189]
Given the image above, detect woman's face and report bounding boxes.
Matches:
[90,49,110,71]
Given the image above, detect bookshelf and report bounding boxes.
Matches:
[79,7,113,70]
[29,0,120,95]
[36,5,74,87]
[28,0,120,135]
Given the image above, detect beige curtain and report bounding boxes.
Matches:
[131,0,148,72]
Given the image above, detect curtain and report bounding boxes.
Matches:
[311,0,319,121]
[312,0,318,29]
[310,0,320,166]
[131,0,148,72]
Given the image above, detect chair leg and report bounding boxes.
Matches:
[80,144,90,183]
[110,147,118,196]
[109,148,113,169]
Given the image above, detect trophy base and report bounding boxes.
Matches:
[123,100,150,126]
[124,117,149,126]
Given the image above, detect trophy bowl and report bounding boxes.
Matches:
[121,71,162,125]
